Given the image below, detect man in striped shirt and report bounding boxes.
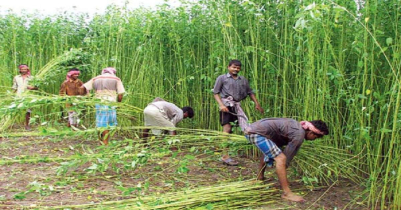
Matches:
[83,67,125,145]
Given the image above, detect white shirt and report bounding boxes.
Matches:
[12,75,34,96]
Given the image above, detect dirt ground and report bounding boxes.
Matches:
[0,127,367,209]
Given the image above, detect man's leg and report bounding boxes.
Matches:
[222,124,231,159]
[274,153,305,202]
[257,155,267,180]
[142,129,150,138]
[101,130,110,145]
[25,112,31,130]
[68,111,74,127]
[72,111,79,127]
[221,123,238,165]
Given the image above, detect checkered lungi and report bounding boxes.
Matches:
[245,134,282,167]
[95,104,117,128]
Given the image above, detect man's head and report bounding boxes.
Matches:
[182,106,194,119]
[301,120,329,140]
[227,60,242,76]
[102,67,116,75]
[18,64,30,76]
[67,68,80,80]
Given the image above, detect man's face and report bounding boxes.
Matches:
[71,74,79,80]
[20,66,29,75]
[228,64,241,76]
[305,130,322,140]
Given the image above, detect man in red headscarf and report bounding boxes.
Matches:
[12,64,38,130]
[244,118,329,202]
[59,68,86,128]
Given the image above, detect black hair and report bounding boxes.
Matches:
[228,59,242,67]
[69,68,79,72]
[310,120,329,135]
[182,106,194,118]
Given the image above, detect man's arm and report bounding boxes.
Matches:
[214,94,228,112]
[282,139,303,168]
[249,93,264,113]
[59,82,66,96]
[117,94,123,102]
[12,77,17,93]
[213,76,228,112]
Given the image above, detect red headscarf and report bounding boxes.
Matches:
[18,64,31,76]
[300,121,325,135]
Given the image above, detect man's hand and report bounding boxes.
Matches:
[255,104,264,114]
[219,105,229,112]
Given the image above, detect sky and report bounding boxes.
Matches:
[0,0,181,15]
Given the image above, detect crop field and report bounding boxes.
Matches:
[1,126,364,209]
[0,0,400,209]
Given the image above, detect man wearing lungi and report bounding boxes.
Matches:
[142,97,194,137]
[83,67,125,145]
[245,118,329,202]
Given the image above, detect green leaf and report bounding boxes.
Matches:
[379,128,392,133]
[357,94,367,99]
[13,192,26,200]
[87,164,98,170]
[386,37,393,46]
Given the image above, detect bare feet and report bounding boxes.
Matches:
[25,125,31,131]
[281,192,305,202]
[257,175,265,181]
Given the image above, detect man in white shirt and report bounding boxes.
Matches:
[12,64,38,130]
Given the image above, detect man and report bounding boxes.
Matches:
[59,68,86,128]
[244,118,329,202]
[12,64,38,130]
[213,59,264,166]
[83,67,125,145]
[142,97,194,137]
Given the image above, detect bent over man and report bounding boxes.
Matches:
[245,118,329,202]
[142,97,194,137]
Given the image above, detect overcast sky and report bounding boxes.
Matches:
[0,0,181,15]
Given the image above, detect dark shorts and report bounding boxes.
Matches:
[219,106,238,126]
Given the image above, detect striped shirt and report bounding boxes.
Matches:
[213,73,254,102]
[83,73,125,102]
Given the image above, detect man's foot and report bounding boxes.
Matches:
[257,175,265,181]
[281,192,305,202]
[25,125,31,131]
[222,158,238,166]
